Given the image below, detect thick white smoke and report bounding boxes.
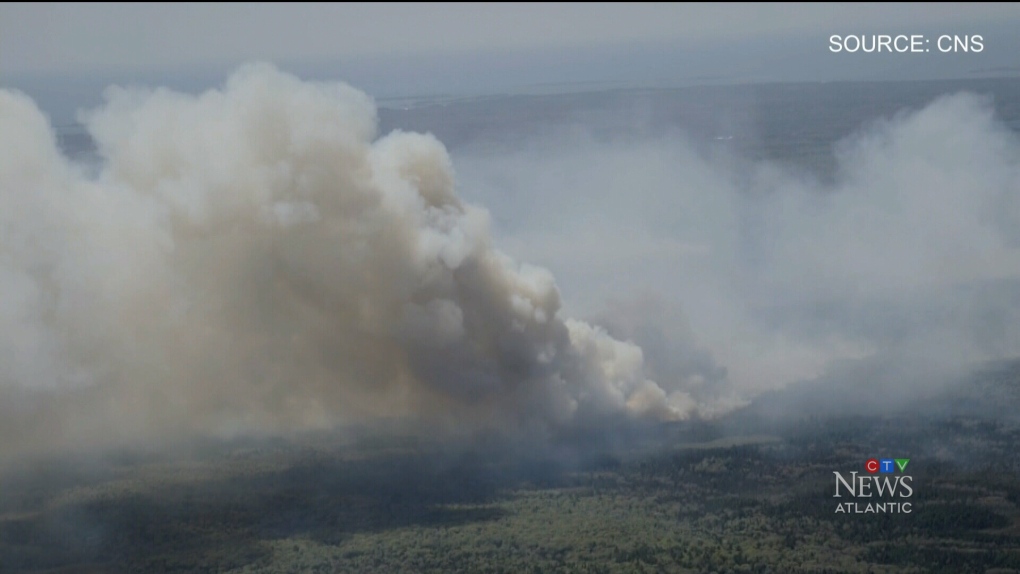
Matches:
[0,63,697,459]
[5,64,1020,460]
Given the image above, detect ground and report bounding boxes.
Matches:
[3,408,1020,573]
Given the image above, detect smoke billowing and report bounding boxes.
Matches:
[3,64,1020,461]
[0,64,701,460]
[454,89,1020,411]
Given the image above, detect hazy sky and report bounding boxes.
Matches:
[1,3,1017,75]
[4,3,1020,122]
[4,3,1019,72]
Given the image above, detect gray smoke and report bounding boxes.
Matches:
[0,64,698,461]
[3,64,1020,462]
[454,90,1020,407]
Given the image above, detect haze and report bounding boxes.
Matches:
[1,2,1020,459]
[5,3,1020,125]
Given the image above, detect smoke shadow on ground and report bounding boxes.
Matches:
[0,454,505,571]
[0,436,616,573]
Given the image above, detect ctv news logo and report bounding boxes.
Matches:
[833,458,913,514]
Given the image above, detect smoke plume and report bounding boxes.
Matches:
[454,88,1020,407]
[0,63,700,460]
[4,64,1020,461]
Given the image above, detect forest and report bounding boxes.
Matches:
[3,400,1020,573]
